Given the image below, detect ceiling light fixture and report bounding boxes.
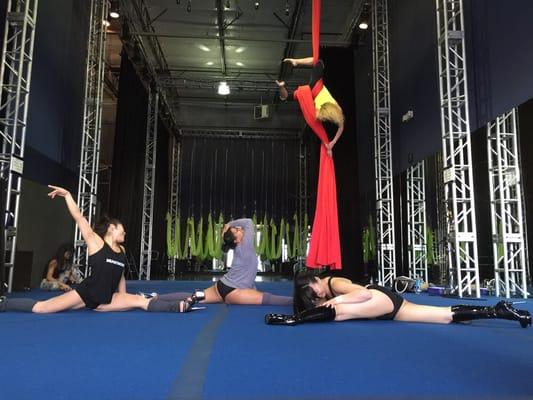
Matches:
[103,19,111,27]
[358,21,368,30]
[235,46,246,53]
[187,0,192,12]
[218,81,230,95]
[285,1,290,16]
[197,44,211,52]
[236,61,244,67]
[254,1,259,10]
[206,61,214,66]
[109,1,120,19]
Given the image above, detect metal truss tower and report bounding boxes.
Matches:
[372,0,396,286]
[74,0,108,277]
[167,135,181,277]
[0,0,39,292]
[407,161,428,282]
[487,108,528,298]
[139,86,159,280]
[436,0,480,297]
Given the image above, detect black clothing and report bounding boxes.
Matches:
[327,277,404,320]
[75,243,125,309]
[366,284,405,320]
[216,279,236,301]
[286,59,324,101]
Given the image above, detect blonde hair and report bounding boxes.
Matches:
[317,102,344,126]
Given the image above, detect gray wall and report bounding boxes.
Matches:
[16,180,75,287]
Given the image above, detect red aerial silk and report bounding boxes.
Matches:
[293,0,342,269]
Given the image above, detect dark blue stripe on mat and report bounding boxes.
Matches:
[168,305,228,400]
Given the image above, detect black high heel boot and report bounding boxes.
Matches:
[452,302,532,328]
[451,304,497,323]
[265,306,336,326]
[494,301,532,328]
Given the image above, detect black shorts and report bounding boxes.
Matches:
[216,280,236,301]
[75,287,101,309]
[367,284,404,320]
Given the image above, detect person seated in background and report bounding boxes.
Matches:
[40,243,82,291]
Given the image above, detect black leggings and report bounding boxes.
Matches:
[366,285,405,320]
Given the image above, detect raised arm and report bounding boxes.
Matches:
[47,185,102,254]
[323,277,372,307]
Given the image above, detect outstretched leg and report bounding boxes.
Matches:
[95,293,150,312]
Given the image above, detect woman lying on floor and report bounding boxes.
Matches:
[265,271,531,328]
[0,185,156,313]
[146,218,293,313]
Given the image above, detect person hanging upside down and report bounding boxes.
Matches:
[0,185,155,313]
[276,57,344,156]
[146,218,293,313]
[265,272,532,328]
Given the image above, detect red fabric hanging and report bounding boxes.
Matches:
[292,0,342,269]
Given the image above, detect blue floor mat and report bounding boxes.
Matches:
[1,281,532,400]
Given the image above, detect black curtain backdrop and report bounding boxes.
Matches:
[179,136,300,224]
[320,47,361,281]
[109,54,176,276]
[109,54,148,269]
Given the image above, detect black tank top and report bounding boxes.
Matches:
[76,242,126,307]
[327,276,337,298]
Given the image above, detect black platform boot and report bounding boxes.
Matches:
[265,306,336,326]
[494,301,532,328]
[452,302,531,328]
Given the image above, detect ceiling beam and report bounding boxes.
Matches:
[216,0,227,75]
[129,31,351,46]
[278,0,305,82]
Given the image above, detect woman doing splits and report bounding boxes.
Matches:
[147,218,292,312]
[0,186,152,313]
[265,272,532,328]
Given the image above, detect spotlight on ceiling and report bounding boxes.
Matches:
[285,1,290,16]
[254,1,259,10]
[103,19,111,27]
[109,1,120,19]
[218,81,230,95]
[187,0,192,12]
[358,21,368,30]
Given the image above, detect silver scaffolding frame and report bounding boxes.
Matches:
[487,108,528,298]
[407,161,428,281]
[372,0,396,286]
[167,135,181,277]
[436,0,480,297]
[74,0,108,277]
[0,0,38,292]
[139,86,159,280]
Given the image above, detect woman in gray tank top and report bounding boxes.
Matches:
[149,218,293,312]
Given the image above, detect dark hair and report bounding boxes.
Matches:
[222,230,237,253]
[94,216,123,239]
[293,271,321,313]
[42,243,74,279]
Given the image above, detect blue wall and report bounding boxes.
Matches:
[356,0,533,179]
[24,0,89,188]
